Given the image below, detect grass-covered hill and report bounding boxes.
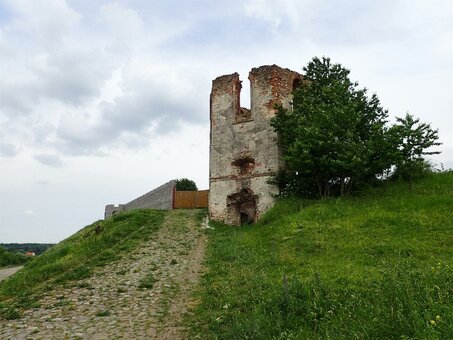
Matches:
[189,172,453,339]
[0,247,30,268]
[1,173,451,338]
[0,209,166,320]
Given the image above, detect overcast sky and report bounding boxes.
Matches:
[0,0,452,243]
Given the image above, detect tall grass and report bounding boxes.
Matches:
[189,173,453,339]
[0,209,165,319]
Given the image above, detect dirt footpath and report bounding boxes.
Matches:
[0,210,207,339]
[0,266,23,282]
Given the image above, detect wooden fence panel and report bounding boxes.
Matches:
[173,190,209,209]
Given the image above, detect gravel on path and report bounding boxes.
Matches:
[0,209,207,339]
[0,266,23,282]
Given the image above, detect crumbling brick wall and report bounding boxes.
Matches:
[209,65,301,225]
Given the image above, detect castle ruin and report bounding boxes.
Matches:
[209,65,302,225]
[105,180,176,218]
[104,180,209,219]
[103,64,301,225]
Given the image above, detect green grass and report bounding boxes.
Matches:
[138,272,157,289]
[0,209,166,319]
[96,309,111,317]
[189,173,453,339]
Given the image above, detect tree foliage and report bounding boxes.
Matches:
[1,243,54,256]
[0,246,30,268]
[272,57,441,198]
[389,113,441,189]
[272,57,391,197]
[175,178,198,191]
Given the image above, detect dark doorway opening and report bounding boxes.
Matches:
[240,212,249,225]
[227,188,258,225]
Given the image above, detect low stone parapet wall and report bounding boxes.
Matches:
[104,180,175,219]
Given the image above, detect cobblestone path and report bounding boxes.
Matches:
[0,210,207,339]
[0,266,23,282]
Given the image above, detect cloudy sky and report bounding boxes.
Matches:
[0,0,452,243]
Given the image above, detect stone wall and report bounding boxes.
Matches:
[125,180,175,211]
[104,180,175,219]
[209,65,302,225]
[104,204,126,219]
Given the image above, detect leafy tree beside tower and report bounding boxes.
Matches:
[272,57,441,198]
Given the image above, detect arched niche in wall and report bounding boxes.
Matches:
[226,188,258,225]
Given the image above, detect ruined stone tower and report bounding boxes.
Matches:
[209,65,302,225]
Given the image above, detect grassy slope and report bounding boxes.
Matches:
[0,209,166,319]
[190,173,453,339]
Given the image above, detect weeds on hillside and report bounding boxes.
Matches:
[138,272,157,289]
[0,209,166,320]
[256,263,452,339]
[188,173,453,339]
[96,310,111,317]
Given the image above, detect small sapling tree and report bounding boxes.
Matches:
[389,113,441,189]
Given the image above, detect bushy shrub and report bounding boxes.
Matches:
[0,247,30,268]
[175,178,198,191]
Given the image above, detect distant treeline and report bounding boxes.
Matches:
[1,243,55,255]
[0,246,29,268]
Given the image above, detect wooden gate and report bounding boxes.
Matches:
[173,190,209,209]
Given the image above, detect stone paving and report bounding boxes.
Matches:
[0,210,207,339]
[0,266,23,282]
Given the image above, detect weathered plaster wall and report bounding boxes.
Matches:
[125,180,175,211]
[104,180,175,219]
[104,204,126,219]
[209,65,301,225]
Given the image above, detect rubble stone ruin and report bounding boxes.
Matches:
[209,65,302,225]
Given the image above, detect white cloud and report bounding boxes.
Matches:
[0,1,208,159]
[5,0,80,46]
[0,141,17,157]
[99,2,144,42]
[244,0,313,31]
[34,154,63,167]
[0,0,451,242]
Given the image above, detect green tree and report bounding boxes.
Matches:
[389,113,441,189]
[175,178,198,191]
[272,57,391,198]
[0,246,30,268]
